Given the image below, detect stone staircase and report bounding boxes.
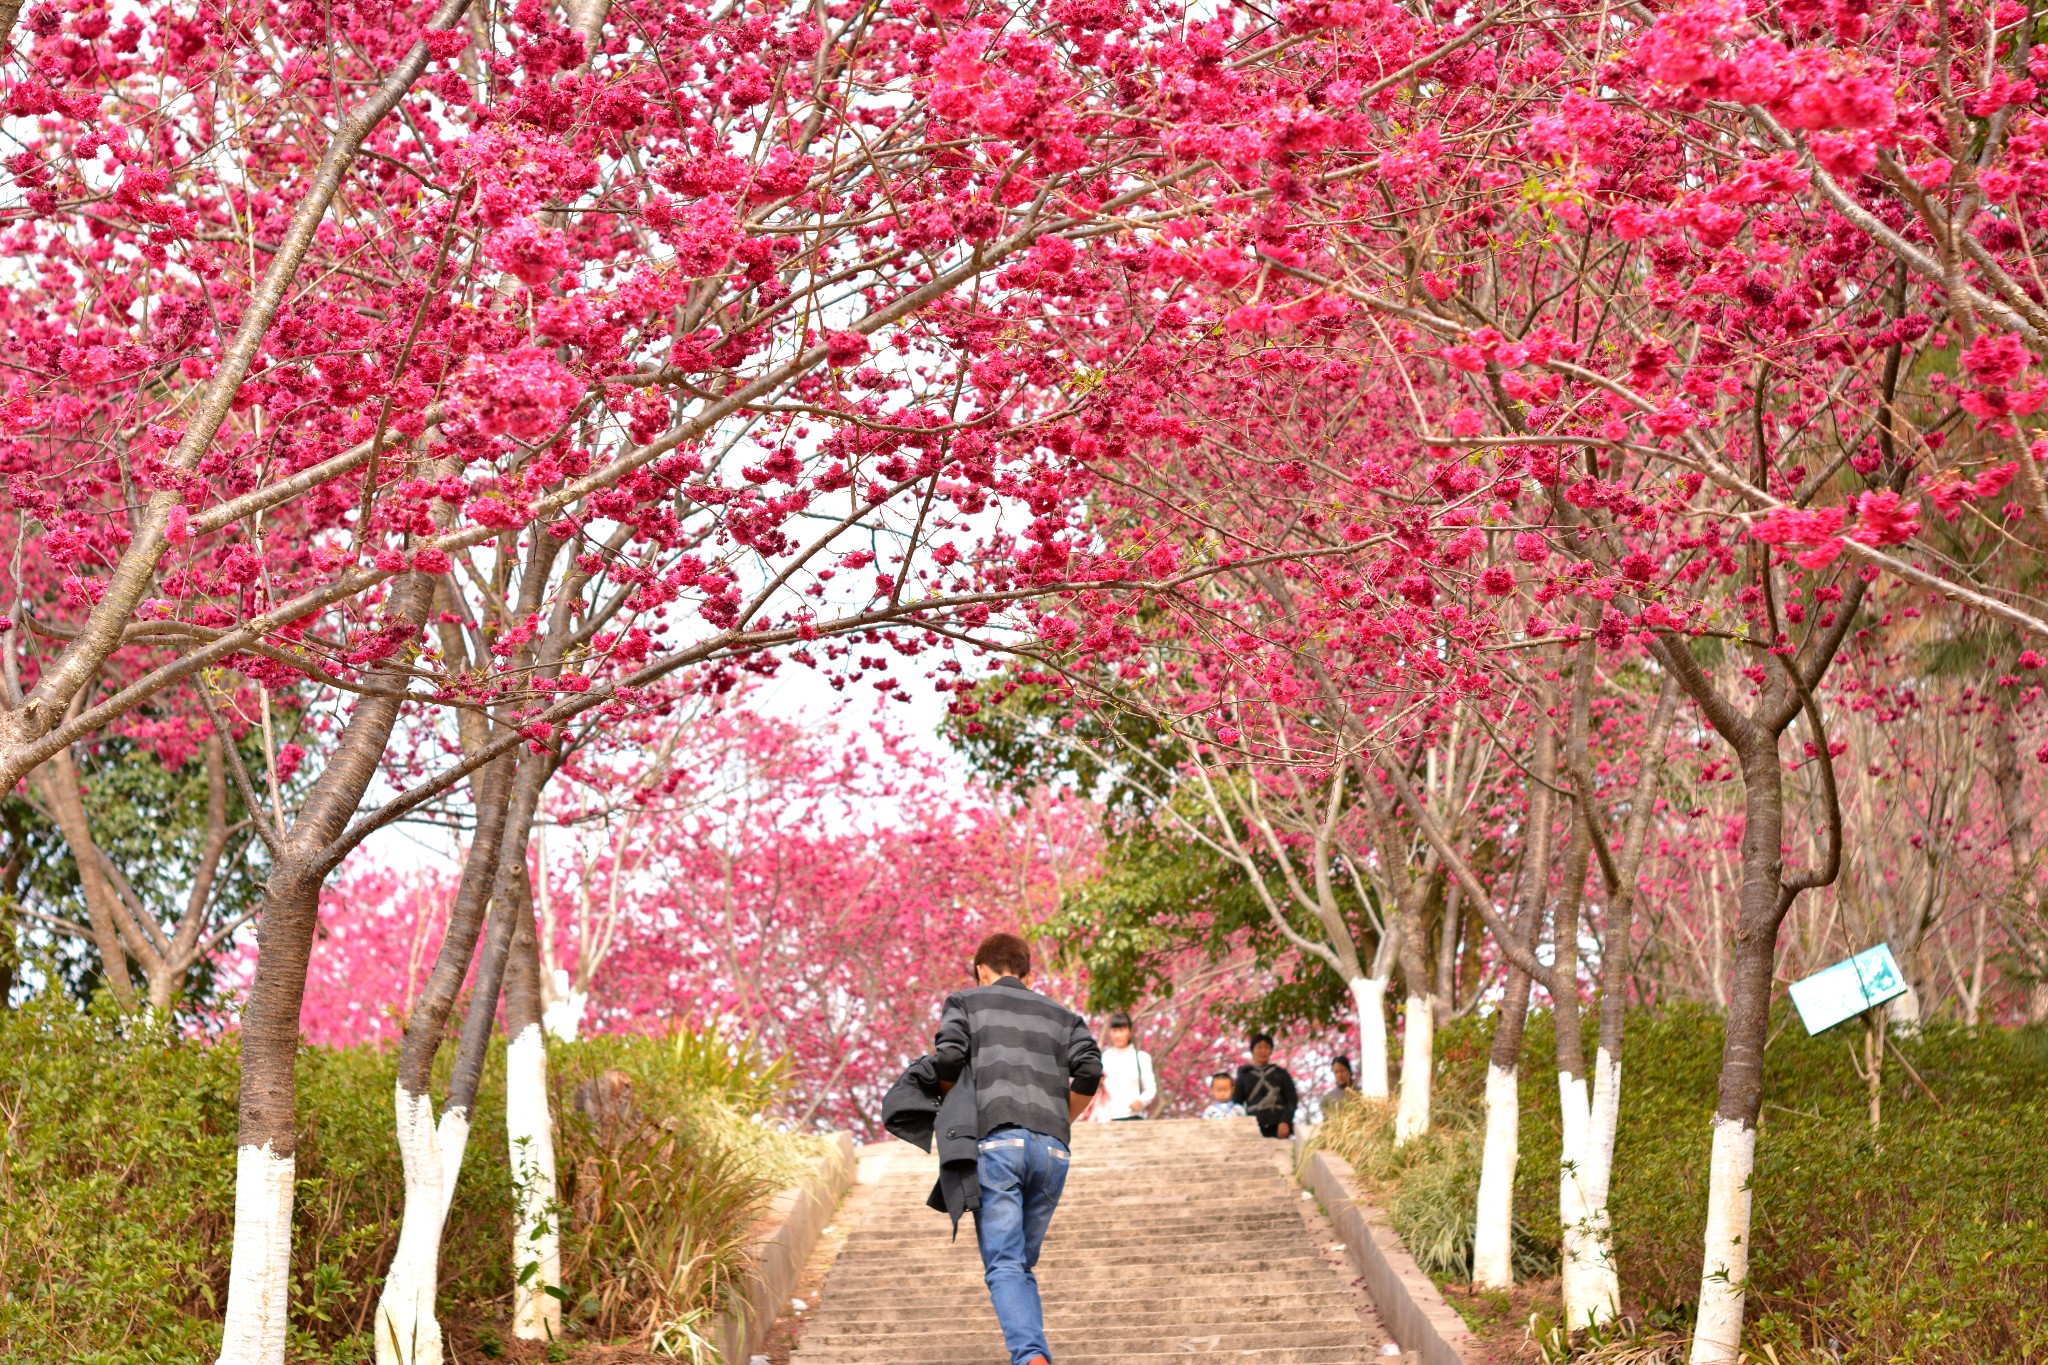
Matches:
[788,1117,1406,1365]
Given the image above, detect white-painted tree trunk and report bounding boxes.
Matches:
[1571,1047,1622,1325]
[216,1144,296,1365]
[1393,993,1433,1145]
[436,1109,471,1223]
[1888,981,1922,1033]
[1471,1063,1520,1290]
[375,1087,449,1365]
[1556,1068,1617,1328]
[541,969,587,1044]
[507,1024,563,1340]
[1349,975,1391,1100]
[1688,1117,1757,1365]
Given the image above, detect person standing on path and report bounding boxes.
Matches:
[1322,1056,1359,1118]
[1232,1033,1299,1139]
[933,932,1104,1365]
[1090,1011,1157,1122]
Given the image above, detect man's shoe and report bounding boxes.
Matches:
[1026,1358,1051,1365]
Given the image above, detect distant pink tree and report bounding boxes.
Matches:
[232,862,462,1049]
[535,698,1106,1133]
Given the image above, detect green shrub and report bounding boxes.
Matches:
[0,996,244,1363]
[0,997,818,1363]
[1311,1019,1553,1283]
[1312,1005,2048,1363]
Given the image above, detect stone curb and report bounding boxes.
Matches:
[711,1130,858,1365]
[1298,1147,1474,1365]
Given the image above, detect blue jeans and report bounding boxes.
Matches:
[973,1128,1071,1365]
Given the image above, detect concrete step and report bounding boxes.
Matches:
[808,1298,1366,1328]
[822,1250,1341,1275]
[800,1328,1382,1352]
[812,1294,1363,1320]
[794,1349,1393,1365]
[852,1203,1297,1219]
[865,1165,1294,1184]
[822,1245,1332,1265]
[808,1282,1365,1305]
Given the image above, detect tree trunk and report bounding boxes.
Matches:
[1576,676,1678,1326]
[1,806,30,1006]
[1473,965,1535,1289]
[1473,718,1555,1291]
[30,748,141,1009]
[1434,882,1461,1025]
[218,575,434,1365]
[1688,748,1787,1365]
[444,750,554,1205]
[150,731,236,1012]
[33,730,235,1013]
[504,859,562,1341]
[374,756,513,1365]
[441,889,515,1216]
[1350,974,1392,1100]
[534,829,587,1042]
[1394,883,1436,1145]
[1552,802,1603,1329]
[1552,619,1609,1331]
[1394,991,1434,1143]
[542,969,587,1042]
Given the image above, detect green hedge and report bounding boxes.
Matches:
[1316,1003,2048,1363]
[0,997,819,1363]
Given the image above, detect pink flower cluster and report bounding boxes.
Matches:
[1752,489,1921,568]
[453,348,585,441]
[490,220,573,288]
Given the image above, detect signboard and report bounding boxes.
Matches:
[1787,944,1909,1035]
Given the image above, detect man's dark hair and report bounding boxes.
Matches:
[973,931,1032,980]
[1249,1032,1275,1050]
[1211,1071,1232,1083]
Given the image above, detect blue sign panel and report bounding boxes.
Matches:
[1787,944,1909,1035]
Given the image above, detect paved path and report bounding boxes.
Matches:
[788,1116,1407,1365]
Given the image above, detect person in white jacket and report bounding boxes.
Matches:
[1092,1012,1157,1122]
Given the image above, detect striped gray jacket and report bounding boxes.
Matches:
[932,976,1103,1144]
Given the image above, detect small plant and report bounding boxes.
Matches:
[547,1031,814,1347]
[474,1324,505,1359]
[1527,1311,1687,1365]
[326,1332,376,1365]
[649,1305,723,1362]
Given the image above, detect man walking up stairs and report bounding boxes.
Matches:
[791,1117,1406,1365]
[879,932,1103,1365]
